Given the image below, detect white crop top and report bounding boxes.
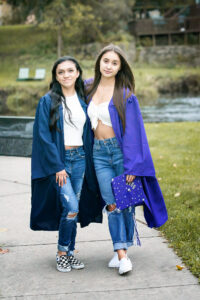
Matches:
[87,100,112,130]
[62,93,86,146]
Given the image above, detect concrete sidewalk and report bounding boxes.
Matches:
[0,156,199,300]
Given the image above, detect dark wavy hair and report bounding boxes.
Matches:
[49,56,85,131]
[86,44,135,132]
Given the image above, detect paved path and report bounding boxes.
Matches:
[0,156,199,299]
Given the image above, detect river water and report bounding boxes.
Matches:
[141,96,200,123]
[0,96,200,138]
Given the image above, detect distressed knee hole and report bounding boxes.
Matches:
[67,212,77,219]
[63,194,69,202]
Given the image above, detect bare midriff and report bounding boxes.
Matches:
[65,145,80,150]
[93,120,115,140]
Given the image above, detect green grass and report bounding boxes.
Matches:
[0,55,55,86]
[0,25,56,56]
[145,122,200,280]
[1,53,199,90]
[0,25,57,87]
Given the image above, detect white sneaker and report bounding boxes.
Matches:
[119,257,132,275]
[108,252,120,268]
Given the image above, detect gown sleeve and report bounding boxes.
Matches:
[122,94,156,177]
[31,95,65,179]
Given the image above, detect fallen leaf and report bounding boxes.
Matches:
[173,163,177,168]
[0,248,9,254]
[0,228,8,233]
[174,192,181,197]
[176,265,184,270]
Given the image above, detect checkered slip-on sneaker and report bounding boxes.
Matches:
[67,255,85,269]
[56,254,71,272]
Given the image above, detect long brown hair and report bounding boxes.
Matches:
[86,44,135,131]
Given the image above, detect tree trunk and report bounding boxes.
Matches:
[57,26,62,58]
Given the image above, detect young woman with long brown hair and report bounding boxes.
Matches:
[85,44,168,275]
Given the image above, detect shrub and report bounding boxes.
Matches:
[6,86,47,116]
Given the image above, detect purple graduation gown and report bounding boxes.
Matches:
[107,93,168,228]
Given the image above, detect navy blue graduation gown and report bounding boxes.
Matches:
[30,93,103,230]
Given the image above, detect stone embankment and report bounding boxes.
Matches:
[137,45,200,66]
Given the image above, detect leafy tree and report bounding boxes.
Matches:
[7,0,136,45]
[78,0,135,40]
[41,0,69,57]
[65,3,102,44]
[99,0,135,33]
[41,0,103,56]
[7,0,53,22]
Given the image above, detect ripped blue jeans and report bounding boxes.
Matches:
[93,137,135,251]
[58,147,85,254]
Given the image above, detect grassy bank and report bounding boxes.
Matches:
[134,67,200,103]
[0,52,200,89]
[145,122,200,280]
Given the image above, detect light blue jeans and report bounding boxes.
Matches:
[93,137,135,251]
[58,147,85,254]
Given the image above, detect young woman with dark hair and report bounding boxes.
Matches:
[31,56,102,272]
[86,44,168,275]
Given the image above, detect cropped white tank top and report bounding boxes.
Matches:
[87,100,112,130]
